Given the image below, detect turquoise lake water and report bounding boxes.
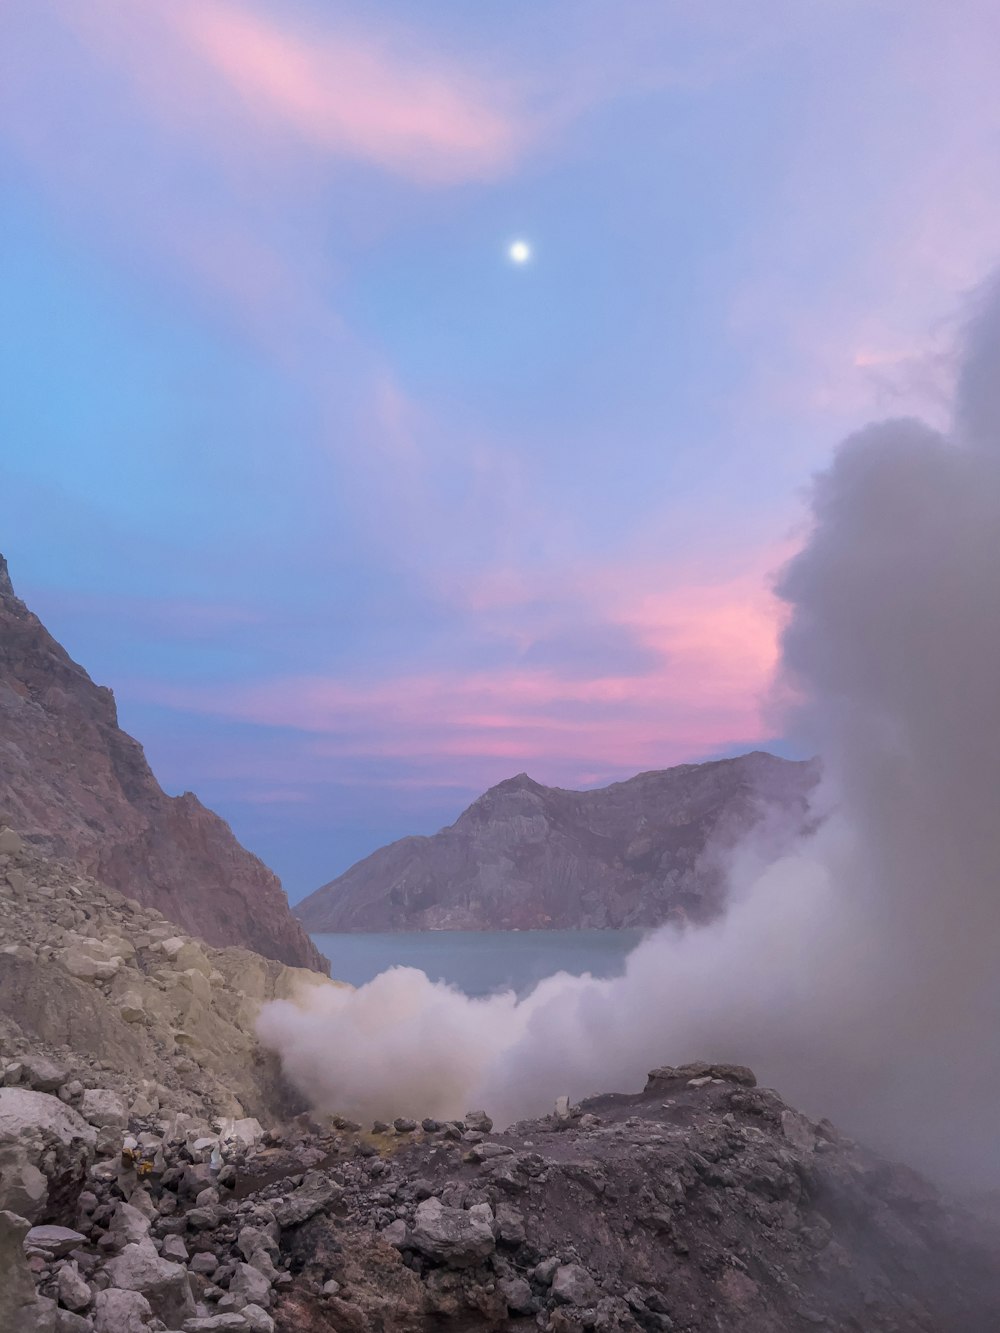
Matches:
[309,929,646,998]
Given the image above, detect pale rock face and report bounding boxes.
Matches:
[0,1088,96,1221]
[0,839,342,1123]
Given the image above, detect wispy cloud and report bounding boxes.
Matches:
[169,0,522,182]
[138,550,783,786]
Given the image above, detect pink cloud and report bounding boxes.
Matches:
[50,0,522,187]
[170,0,521,183]
[140,549,786,786]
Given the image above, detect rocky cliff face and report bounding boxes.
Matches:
[298,752,818,933]
[0,826,337,1130]
[0,555,326,972]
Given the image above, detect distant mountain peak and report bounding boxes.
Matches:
[297,752,819,934]
[0,552,16,601]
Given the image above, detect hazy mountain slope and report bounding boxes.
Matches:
[0,554,327,972]
[298,751,817,932]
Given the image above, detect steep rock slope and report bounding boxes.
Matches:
[0,555,326,971]
[0,825,336,1124]
[299,751,817,932]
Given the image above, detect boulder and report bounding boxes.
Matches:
[644,1062,756,1092]
[242,1307,275,1333]
[272,1171,341,1227]
[0,1210,58,1333]
[19,1054,69,1093]
[56,1260,93,1311]
[0,825,23,854]
[409,1197,496,1267]
[0,1088,96,1221]
[25,1224,87,1256]
[103,1239,196,1326]
[230,1260,272,1308]
[91,1287,155,1332]
[79,1088,128,1129]
[60,943,122,983]
[220,1117,264,1150]
[499,1275,533,1314]
[551,1263,600,1306]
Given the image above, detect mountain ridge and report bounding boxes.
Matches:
[297,750,818,933]
[0,554,327,973]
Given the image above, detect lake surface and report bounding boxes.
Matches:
[310,929,647,998]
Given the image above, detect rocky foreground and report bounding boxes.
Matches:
[4,1056,1000,1333]
[3,824,1000,1332]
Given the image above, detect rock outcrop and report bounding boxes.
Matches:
[5,1062,1000,1332]
[0,829,338,1130]
[298,752,817,932]
[0,555,326,973]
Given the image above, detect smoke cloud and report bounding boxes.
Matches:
[259,276,1000,1188]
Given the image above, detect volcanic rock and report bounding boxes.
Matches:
[298,752,817,931]
[0,554,325,972]
[0,1087,96,1221]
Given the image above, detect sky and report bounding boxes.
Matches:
[2,0,999,899]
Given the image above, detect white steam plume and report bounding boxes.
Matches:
[260,276,1000,1187]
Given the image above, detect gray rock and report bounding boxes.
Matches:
[182,1317,248,1332]
[26,1224,88,1256]
[0,826,23,854]
[160,1234,188,1262]
[409,1196,495,1267]
[103,1239,196,1326]
[79,1089,128,1130]
[91,1288,154,1333]
[241,1305,275,1333]
[190,1251,219,1276]
[0,1209,58,1333]
[532,1256,561,1285]
[236,1226,277,1262]
[0,1088,96,1221]
[464,1110,494,1133]
[393,1117,417,1133]
[107,1203,151,1248]
[56,1260,93,1311]
[55,1310,94,1333]
[272,1172,340,1228]
[20,1054,69,1093]
[495,1202,526,1245]
[498,1275,534,1313]
[551,1263,599,1306]
[230,1261,272,1308]
[381,1218,408,1248]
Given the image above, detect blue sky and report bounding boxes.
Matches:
[2,0,998,897]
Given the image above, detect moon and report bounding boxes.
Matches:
[508,239,532,265]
